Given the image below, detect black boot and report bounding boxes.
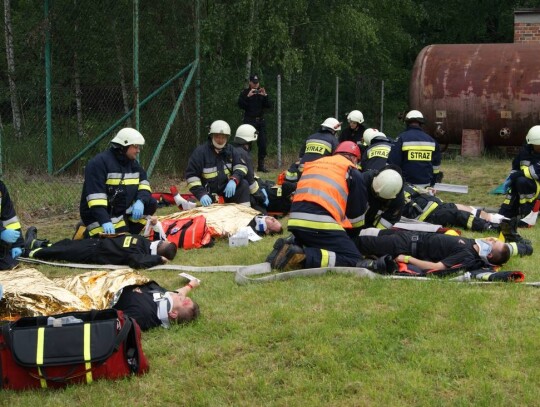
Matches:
[500,217,531,244]
[258,159,269,173]
[356,255,397,274]
[266,234,296,265]
[268,235,304,271]
[483,222,500,233]
[272,244,305,271]
[23,226,50,255]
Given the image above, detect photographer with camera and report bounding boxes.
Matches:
[238,74,272,172]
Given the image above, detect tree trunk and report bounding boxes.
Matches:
[3,0,22,138]
[243,0,256,85]
[73,51,84,138]
[73,2,85,139]
[113,19,132,127]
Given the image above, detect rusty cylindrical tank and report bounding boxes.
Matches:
[409,43,540,146]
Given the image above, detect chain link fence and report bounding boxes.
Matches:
[0,2,198,223]
[0,2,397,225]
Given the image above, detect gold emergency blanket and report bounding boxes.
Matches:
[159,203,261,236]
[0,268,150,320]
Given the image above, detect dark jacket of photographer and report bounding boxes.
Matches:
[238,88,271,120]
[79,147,152,236]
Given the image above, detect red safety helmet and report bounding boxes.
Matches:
[334,141,360,159]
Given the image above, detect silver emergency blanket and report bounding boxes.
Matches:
[0,268,150,320]
[158,203,261,236]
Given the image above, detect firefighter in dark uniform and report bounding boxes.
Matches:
[388,110,442,187]
[258,179,297,216]
[357,230,525,272]
[185,120,250,206]
[360,129,393,172]
[356,168,405,231]
[284,159,301,183]
[238,74,272,172]
[339,110,366,146]
[296,117,341,177]
[268,141,367,270]
[230,124,269,212]
[403,183,499,232]
[79,128,157,238]
[113,280,200,331]
[0,180,23,270]
[25,228,177,269]
[499,125,540,221]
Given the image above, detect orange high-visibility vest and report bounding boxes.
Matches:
[293,155,354,228]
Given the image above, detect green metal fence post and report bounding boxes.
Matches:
[195,0,201,144]
[55,64,194,174]
[133,0,140,130]
[146,61,199,177]
[45,0,53,174]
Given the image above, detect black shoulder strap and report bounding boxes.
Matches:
[1,323,12,350]
[122,316,141,374]
[113,314,133,352]
[177,220,194,248]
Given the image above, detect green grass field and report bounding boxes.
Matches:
[4,156,540,406]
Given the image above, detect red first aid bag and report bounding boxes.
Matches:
[0,309,149,390]
[153,216,213,249]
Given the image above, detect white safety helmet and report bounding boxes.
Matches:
[111,128,145,146]
[525,125,540,145]
[234,124,258,144]
[372,169,403,200]
[321,117,342,132]
[405,110,425,124]
[208,120,231,136]
[347,110,364,124]
[362,128,380,146]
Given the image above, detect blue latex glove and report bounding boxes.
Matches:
[200,195,213,207]
[132,199,144,221]
[102,222,115,234]
[262,188,270,207]
[224,180,237,198]
[1,229,20,244]
[11,247,22,259]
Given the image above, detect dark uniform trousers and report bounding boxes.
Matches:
[357,231,414,258]
[290,228,362,268]
[30,235,163,269]
[499,176,539,218]
[244,117,267,165]
[426,203,492,232]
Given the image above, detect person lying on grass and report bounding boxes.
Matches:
[0,268,200,330]
[23,227,177,269]
[113,278,200,331]
[355,228,532,274]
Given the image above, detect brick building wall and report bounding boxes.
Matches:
[514,9,540,43]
